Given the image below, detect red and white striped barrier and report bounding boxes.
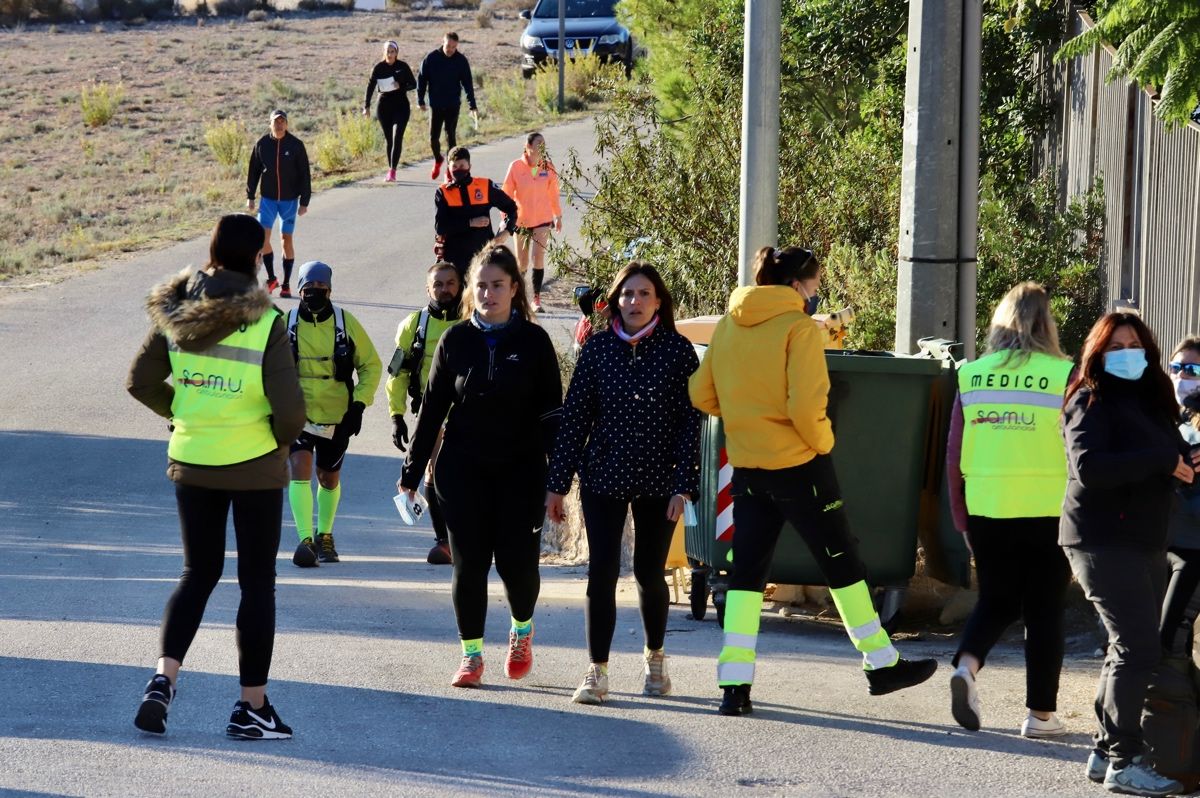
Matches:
[716,447,734,542]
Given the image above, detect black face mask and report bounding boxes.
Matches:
[301,289,330,313]
[451,169,471,185]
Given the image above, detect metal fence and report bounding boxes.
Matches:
[1039,10,1200,354]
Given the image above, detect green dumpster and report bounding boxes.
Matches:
[685,350,951,625]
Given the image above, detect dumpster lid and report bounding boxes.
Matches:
[825,350,946,375]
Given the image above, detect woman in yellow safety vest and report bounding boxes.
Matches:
[688,244,937,717]
[126,213,305,740]
[945,282,1074,738]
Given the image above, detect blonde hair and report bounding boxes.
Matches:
[460,245,533,322]
[985,282,1066,365]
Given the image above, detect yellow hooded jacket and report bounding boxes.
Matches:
[688,285,833,469]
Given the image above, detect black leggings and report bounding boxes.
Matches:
[430,104,461,160]
[954,516,1072,711]
[579,489,674,663]
[728,456,867,594]
[1161,547,1200,656]
[378,98,410,170]
[161,484,282,687]
[435,450,545,640]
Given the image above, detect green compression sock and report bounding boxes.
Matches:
[462,638,484,657]
[511,617,533,637]
[317,483,342,535]
[288,480,313,542]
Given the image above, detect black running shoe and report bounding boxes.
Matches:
[134,674,175,734]
[225,696,293,740]
[718,684,752,716]
[293,537,318,568]
[866,657,939,696]
[316,533,339,563]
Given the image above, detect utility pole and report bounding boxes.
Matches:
[737,0,781,287]
[557,0,566,114]
[895,0,981,356]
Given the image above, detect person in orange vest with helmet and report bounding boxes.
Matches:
[434,145,518,278]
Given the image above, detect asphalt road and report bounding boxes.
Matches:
[0,119,1112,797]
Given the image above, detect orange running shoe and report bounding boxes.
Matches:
[451,655,484,688]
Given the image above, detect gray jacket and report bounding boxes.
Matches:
[1170,420,1200,550]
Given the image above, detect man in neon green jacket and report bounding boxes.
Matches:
[385,260,462,564]
[287,261,382,567]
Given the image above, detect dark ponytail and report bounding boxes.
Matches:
[752,245,819,287]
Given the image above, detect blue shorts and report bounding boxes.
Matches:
[257,197,300,235]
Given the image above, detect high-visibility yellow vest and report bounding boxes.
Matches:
[166,311,278,466]
[958,350,1073,519]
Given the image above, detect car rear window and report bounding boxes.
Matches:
[532,0,616,18]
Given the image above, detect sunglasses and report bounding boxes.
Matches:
[1170,362,1200,378]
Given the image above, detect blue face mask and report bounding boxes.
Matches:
[1104,348,1148,381]
[799,287,819,316]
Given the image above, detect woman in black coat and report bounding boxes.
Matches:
[1060,312,1193,796]
[546,262,701,705]
[398,245,562,689]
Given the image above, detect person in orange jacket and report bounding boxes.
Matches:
[502,132,562,313]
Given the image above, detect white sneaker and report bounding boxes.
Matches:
[532,294,543,313]
[1104,756,1184,796]
[643,649,672,696]
[572,663,609,704]
[950,664,981,731]
[1021,712,1067,739]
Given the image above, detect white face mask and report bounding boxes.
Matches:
[1174,375,1200,408]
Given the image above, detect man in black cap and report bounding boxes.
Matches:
[247,109,312,299]
[434,145,518,277]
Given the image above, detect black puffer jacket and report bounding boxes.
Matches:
[1060,374,1188,550]
[400,315,562,488]
[247,132,312,206]
[547,327,701,499]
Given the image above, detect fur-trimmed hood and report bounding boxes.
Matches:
[146,267,274,351]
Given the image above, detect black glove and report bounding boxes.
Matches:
[339,401,366,438]
[392,415,409,452]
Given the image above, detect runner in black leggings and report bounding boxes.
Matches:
[400,244,562,689]
[363,39,417,183]
[546,262,700,704]
[126,213,306,739]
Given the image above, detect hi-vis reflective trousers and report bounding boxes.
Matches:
[717,456,899,684]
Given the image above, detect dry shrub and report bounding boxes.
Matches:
[313,130,350,173]
[80,81,125,127]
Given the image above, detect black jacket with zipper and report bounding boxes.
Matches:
[1060,374,1189,550]
[547,327,701,499]
[400,315,562,488]
[247,132,312,206]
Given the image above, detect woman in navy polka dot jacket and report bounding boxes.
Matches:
[546,261,701,705]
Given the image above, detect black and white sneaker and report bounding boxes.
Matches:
[225,696,293,740]
[134,674,175,734]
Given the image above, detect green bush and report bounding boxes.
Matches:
[976,176,1106,357]
[821,245,899,351]
[532,62,560,114]
[485,74,532,127]
[313,130,350,173]
[335,111,380,160]
[204,117,247,168]
[80,81,125,127]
